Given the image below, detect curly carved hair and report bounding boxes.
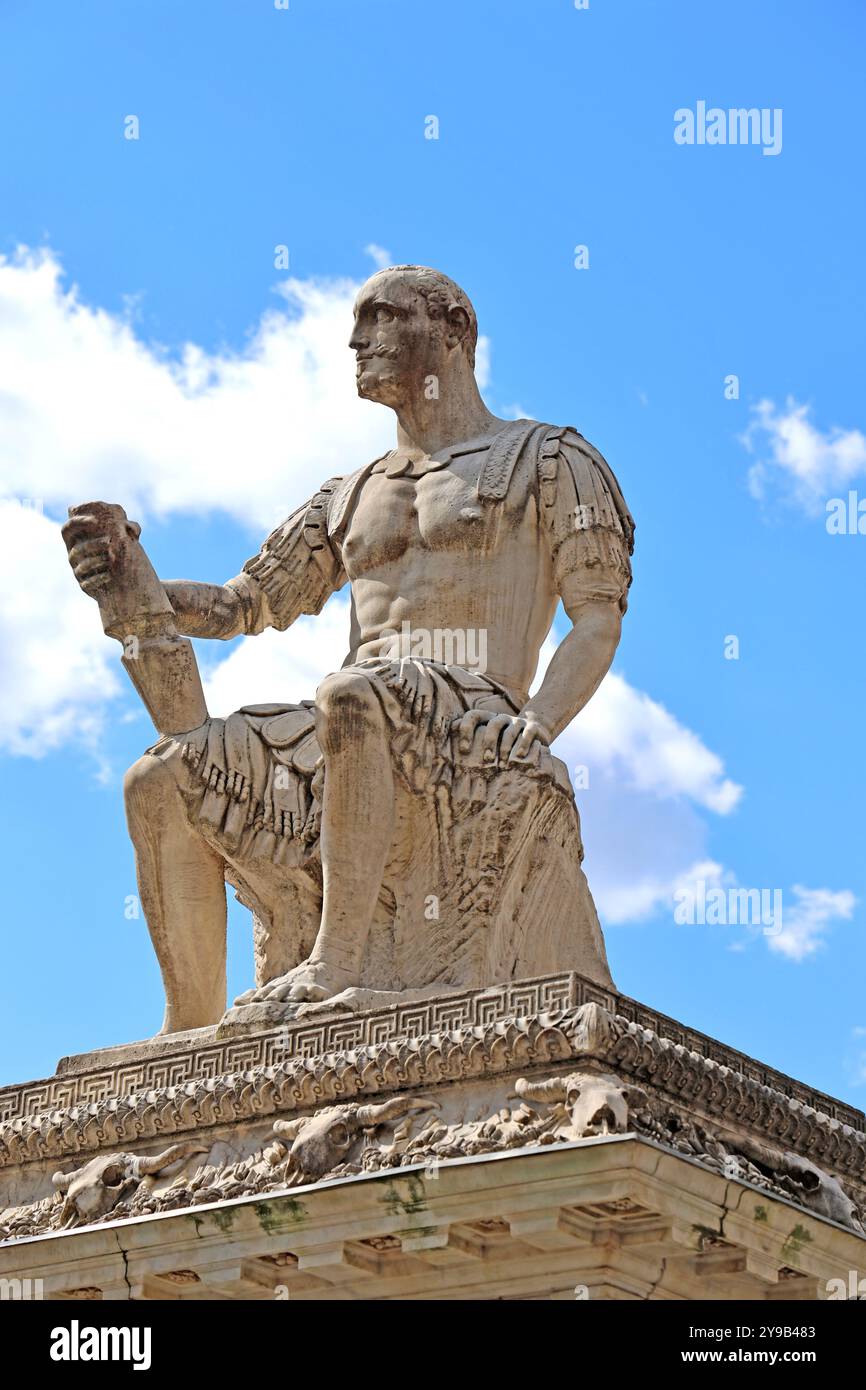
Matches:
[374,265,478,368]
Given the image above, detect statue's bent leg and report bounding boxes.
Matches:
[314,670,396,973]
[241,669,395,1004]
[124,752,227,1034]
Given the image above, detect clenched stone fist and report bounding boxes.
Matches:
[62,501,142,599]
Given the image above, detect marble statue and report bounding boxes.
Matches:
[62,265,634,1034]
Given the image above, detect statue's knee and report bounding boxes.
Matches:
[124,753,176,819]
[315,671,379,730]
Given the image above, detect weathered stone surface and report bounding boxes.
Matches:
[61,266,632,1034]
[2,975,864,1277]
[2,1140,863,1302]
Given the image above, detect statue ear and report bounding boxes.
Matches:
[445,305,470,350]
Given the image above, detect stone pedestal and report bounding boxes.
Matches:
[1,973,864,1300]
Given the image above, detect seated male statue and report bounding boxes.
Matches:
[62,265,634,1035]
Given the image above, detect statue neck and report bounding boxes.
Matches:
[393,373,504,458]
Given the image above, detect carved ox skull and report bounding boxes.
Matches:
[273,1096,434,1182]
[729,1135,865,1235]
[775,1155,864,1232]
[514,1071,647,1140]
[52,1141,206,1228]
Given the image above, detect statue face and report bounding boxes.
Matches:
[349,274,444,407]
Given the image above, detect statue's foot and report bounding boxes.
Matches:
[234,958,356,1007]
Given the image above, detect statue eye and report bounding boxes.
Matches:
[375,306,395,324]
[102,1165,125,1187]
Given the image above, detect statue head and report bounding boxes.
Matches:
[349,265,478,408]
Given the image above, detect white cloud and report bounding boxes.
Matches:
[474,335,491,391]
[553,669,739,922]
[202,594,352,716]
[554,735,732,929]
[363,243,392,270]
[0,501,119,759]
[742,398,866,513]
[0,247,500,531]
[535,653,742,925]
[560,672,742,815]
[767,883,856,962]
[0,246,392,531]
[598,859,725,927]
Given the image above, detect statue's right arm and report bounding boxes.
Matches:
[162,581,248,640]
[164,479,347,641]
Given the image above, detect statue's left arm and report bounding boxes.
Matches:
[518,429,634,747]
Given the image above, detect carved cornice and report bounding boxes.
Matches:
[1,995,864,1195]
[2,973,859,1127]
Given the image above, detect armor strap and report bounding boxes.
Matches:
[476,418,544,501]
[327,456,387,543]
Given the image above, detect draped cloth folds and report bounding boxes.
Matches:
[149,657,575,876]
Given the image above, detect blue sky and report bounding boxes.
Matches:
[1,0,864,1101]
